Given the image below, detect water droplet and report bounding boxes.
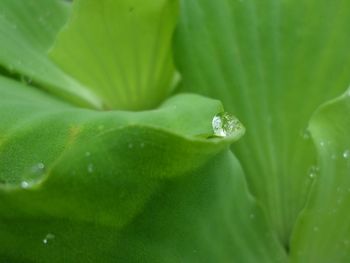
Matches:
[249,213,255,219]
[31,162,45,175]
[212,112,243,137]
[42,233,55,245]
[20,75,32,85]
[313,226,319,232]
[301,129,311,140]
[128,143,133,149]
[343,150,350,159]
[21,181,29,189]
[308,165,319,179]
[85,151,91,157]
[319,141,325,147]
[87,163,94,173]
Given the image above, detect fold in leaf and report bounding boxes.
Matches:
[290,92,350,262]
[50,0,179,110]
[0,74,242,226]
[0,0,102,108]
[0,77,285,262]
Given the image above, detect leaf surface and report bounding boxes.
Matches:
[0,0,101,108]
[50,0,179,110]
[0,76,286,262]
[174,0,350,246]
[290,92,350,262]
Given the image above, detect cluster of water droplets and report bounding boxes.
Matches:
[212,112,243,137]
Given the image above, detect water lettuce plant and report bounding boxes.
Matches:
[1,0,350,262]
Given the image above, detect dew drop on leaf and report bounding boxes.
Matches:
[20,75,32,85]
[20,181,29,189]
[300,129,311,140]
[42,233,55,245]
[87,163,94,173]
[308,165,319,179]
[212,112,243,137]
[31,162,45,176]
[342,150,350,159]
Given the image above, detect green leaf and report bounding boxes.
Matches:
[290,92,350,262]
[174,0,350,245]
[0,76,286,262]
[0,0,102,108]
[0,152,287,262]
[50,0,179,110]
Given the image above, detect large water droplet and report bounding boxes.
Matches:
[42,233,55,245]
[212,112,243,137]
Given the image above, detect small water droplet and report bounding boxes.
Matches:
[85,151,91,157]
[308,165,319,179]
[31,162,45,175]
[301,129,311,140]
[20,75,32,85]
[128,143,133,149]
[313,226,319,232]
[319,141,325,147]
[249,213,255,219]
[212,112,243,137]
[42,233,55,245]
[343,150,350,159]
[87,163,94,173]
[21,181,29,189]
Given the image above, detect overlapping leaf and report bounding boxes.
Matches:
[174,0,350,251]
[290,92,350,262]
[51,0,179,110]
[0,0,101,108]
[0,75,286,262]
